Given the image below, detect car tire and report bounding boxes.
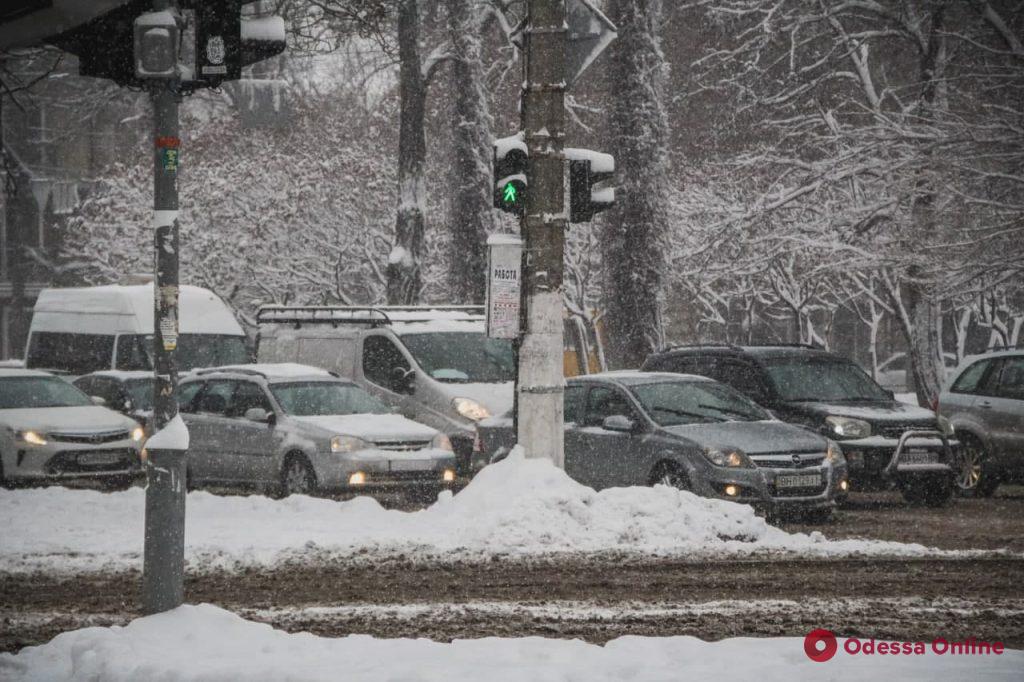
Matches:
[278,454,316,498]
[900,475,954,507]
[650,462,691,491]
[955,434,1000,498]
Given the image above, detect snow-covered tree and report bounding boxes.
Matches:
[601,0,672,367]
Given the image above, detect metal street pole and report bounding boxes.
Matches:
[142,0,185,614]
[516,0,567,467]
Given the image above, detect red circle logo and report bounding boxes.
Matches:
[804,629,838,662]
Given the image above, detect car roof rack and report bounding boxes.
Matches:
[657,343,742,353]
[742,342,825,350]
[256,305,485,328]
[192,366,269,378]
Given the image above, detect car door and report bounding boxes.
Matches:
[566,385,640,490]
[184,379,238,483]
[985,356,1024,475]
[225,380,285,483]
[360,334,416,419]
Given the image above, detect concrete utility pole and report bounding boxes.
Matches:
[516,0,567,467]
[142,0,185,615]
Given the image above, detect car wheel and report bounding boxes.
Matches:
[956,435,1000,498]
[650,463,690,491]
[900,475,954,507]
[279,454,316,497]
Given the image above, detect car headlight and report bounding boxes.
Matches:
[825,416,871,440]
[131,426,146,443]
[19,430,47,446]
[825,440,846,465]
[703,448,753,468]
[936,415,954,437]
[452,397,490,421]
[431,433,454,451]
[331,435,371,453]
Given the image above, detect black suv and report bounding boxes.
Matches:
[642,345,957,505]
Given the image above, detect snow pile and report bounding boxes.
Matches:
[2,604,1020,681]
[0,450,964,574]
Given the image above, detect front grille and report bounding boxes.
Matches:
[877,423,935,439]
[377,469,443,482]
[750,453,826,470]
[49,430,130,445]
[373,440,432,451]
[45,449,139,474]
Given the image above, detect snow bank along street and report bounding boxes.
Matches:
[1,604,1021,682]
[0,450,978,575]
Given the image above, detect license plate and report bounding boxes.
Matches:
[901,449,938,465]
[777,473,821,488]
[78,452,123,466]
[390,459,432,472]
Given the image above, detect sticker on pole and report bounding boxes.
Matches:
[158,285,179,351]
[486,235,522,339]
[156,136,180,173]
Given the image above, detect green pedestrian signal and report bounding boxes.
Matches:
[503,183,518,204]
[494,134,527,216]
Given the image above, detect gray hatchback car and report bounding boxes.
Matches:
[939,349,1024,496]
[176,364,458,497]
[476,372,848,518]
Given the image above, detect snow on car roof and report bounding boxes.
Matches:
[83,370,156,382]
[197,363,335,379]
[0,367,52,378]
[577,371,714,385]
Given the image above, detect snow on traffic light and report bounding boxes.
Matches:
[493,134,615,222]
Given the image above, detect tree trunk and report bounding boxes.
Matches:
[445,0,493,304]
[602,0,671,367]
[904,3,949,409]
[386,0,427,305]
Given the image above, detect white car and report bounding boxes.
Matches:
[0,368,145,488]
[875,352,958,394]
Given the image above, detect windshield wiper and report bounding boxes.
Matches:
[697,404,760,420]
[650,406,725,423]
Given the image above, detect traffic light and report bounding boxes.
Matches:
[566,148,615,223]
[50,0,285,89]
[494,133,528,215]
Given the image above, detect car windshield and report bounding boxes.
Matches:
[117,334,249,372]
[0,376,94,409]
[630,381,770,426]
[125,379,154,411]
[271,381,390,416]
[399,332,515,383]
[766,358,890,402]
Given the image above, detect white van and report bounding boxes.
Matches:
[256,306,515,474]
[26,284,249,375]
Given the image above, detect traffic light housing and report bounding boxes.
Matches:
[566,148,615,223]
[494,133,528,215]
[50,0,285,89]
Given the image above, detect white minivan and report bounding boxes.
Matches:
[26,284,249,376]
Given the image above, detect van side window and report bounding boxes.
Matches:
[116,335,151,370]
[583,387,636,427]
[362,336,411,392]
[27,332,115,374]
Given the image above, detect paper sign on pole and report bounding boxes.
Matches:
[486,235,523,339]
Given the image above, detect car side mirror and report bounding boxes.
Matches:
[245,407,274,425]
[90,395,107,407]
[391,366,415,395]
[601,415,636,433]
